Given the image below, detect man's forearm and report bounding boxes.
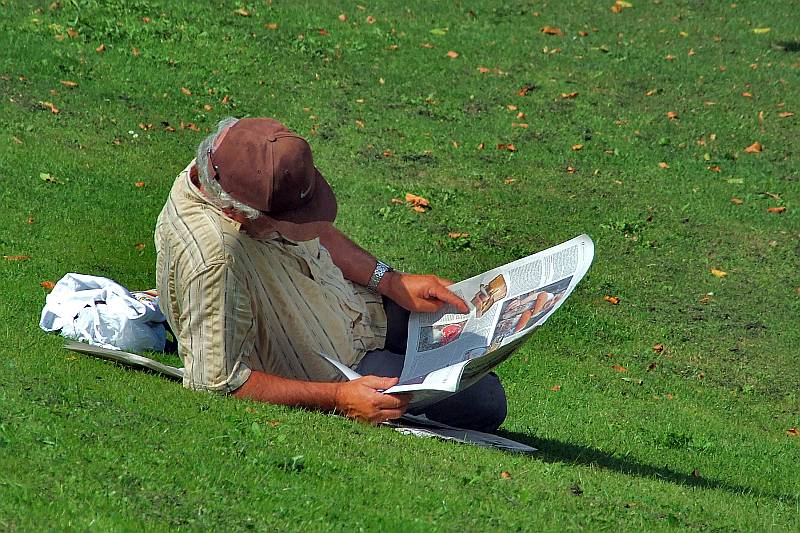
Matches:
[317,223,376,287]
[232,369,340,410]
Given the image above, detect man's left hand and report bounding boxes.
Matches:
[380,272,469,314]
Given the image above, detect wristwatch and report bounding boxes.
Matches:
[367,260,393,292]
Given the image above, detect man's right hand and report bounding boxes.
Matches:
[334,376,410,424]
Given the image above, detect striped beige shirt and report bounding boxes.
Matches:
[154,163,387,392]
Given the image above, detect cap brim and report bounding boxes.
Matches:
[248,168,337,242]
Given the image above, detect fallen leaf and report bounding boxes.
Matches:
[752,27,771,34]
[142,17,151,23]
[549,385,561,392]
[512,122,528,128]
[516,111,526,119]
[338,14,347,22]
[787,428,799,436]
[506,104,518,111]
[578,31,589,37]
[317,28,329,36]
[566,165,577,173]
[647,362,658,371]
[710,268,727,278]
[135,181,145,187]
[59,80,78,88]
[665,393,674,400]
[203,104,213,111]
[741,91,753,98]
[541,26,563,36]
[572,144,583,151]
[445,50,459,58]
[767,206,786,214]
[518,84,536,96]
[744,141,762,153]
[66,28,78,38]
[503,178,516,185]
[405,193,430,209]
[12,136,22,144]
[355,119,365,128]
[451,140,460,148]
[366,15,376,24]
[27,215,34,224]
[180,87,192,96]
[604,295,620,305]
[420,42,434,48]
[687,48,696,56]
[645,89,657,96]
[497,143,517,152]
[412,206,426,213]
[730,197,743,205]
[390,198,404,205]
[96,43,106,53]
[41,280,55,291]
[500,471,512,479]
[560,91,579,99]
[134,243,145,250]
[264,23,278,30]
[234,7,250,16]
[666,111,678,120]
[382,150,393,157]
[477,143,485,150]
[221,94,230,104]
[761,191,781,201]
[708,165,721,172]
[665,54,676,61]
[448,232,470,238]
[611,364,628,372]
[658,162,670,169]
[40,101,59,114]
[138,123,153,130]
[131,47,140,56]
[778,112,795,118]
[653,343,664,353]
[40,172,63,184]
[3,255,30,261]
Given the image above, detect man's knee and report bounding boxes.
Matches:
[470,373,507,433]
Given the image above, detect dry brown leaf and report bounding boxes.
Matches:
[512,122,528,128]
[665,54,676,61]
[180,87,192,96]
[67,28,78,38]
[707,165,721,172]
[500,471,512,479]
[744,141,762,153]
[658,162,669,169]
[412,205,426,213]
[135,181,145,187]
[710,268,727,278]
[476,143,485,150]
[40,280,55,291]
[134,243,146,250]
[40,101,59,114]
[503,178,516,185]
[317,28,330,36]
[221,94,230,104]
[445,50,459,59]
[3,255,30,261]
[778,112,795,118]
[59,80,78,88]
[560,91,579,99]
[787,428,800,437]
[645,89,657,96]
[604,295,620,305]
[264,23,278,30]
[405,193,430,209]
[477,67,491,73]
[203,104,213,111]
[566,165,577,173]
[516,111,526,119]
[142,17,151,23]
[518,84,536,97]
[420,42,434,48]
[541,26,563,36]
[448,232,470,238]
[131,47,140,57]
[666,111,678,120]
[652,343,664,353]
[647,362,658,371]
[96,43,106,53]
[578,30,589,37]
[506,104,518,111]
[355,119,365,128]
[549,385,561,392]
[611,364,628,372]
[572,144,583,151]
[730,197,743,205]
[366,15,376,24]
[767,206,787,214]
[390,198,404,205]
[338,14,347,22]
[382,149,393,157]
[741,92,753,98]
[234,7,250,16]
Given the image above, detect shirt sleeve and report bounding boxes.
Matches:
[176,260,255,393]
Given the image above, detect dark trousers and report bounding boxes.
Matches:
[356,299,508,433]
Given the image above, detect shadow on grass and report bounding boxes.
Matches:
[776,40,800,52]
[498,430,797,503]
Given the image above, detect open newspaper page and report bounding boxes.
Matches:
[384,234,594,407]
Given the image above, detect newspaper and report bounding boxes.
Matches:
[325,234,594,409]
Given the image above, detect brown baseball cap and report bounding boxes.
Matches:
[207,117,337,241]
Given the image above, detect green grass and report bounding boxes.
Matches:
[1,0,798,530]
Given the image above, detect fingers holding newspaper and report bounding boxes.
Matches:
[379,272,469,314]
[335,376,411,424]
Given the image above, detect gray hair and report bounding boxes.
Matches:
[196,117,262,220]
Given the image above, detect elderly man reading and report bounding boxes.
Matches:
[155,117,507,432]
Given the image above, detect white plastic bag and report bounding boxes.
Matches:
[40,273,166,352]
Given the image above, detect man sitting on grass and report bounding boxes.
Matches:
[154,117,507,432]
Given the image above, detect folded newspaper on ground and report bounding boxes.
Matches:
[64,341,531,451]
[325,234,594,409]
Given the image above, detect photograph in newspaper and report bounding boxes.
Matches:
[470,274,507,318]
[417,319,469,352]
[489,276,572,348]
